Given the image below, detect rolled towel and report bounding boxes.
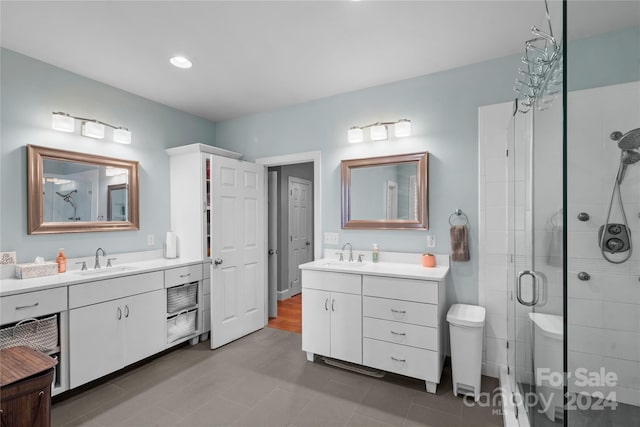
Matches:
[450,224,470,262]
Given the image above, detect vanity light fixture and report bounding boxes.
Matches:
[347,119,411,143]
[51,112,132,144]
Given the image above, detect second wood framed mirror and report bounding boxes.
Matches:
[341,152,428,229]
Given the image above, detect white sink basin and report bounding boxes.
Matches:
[322,261,369,269]
[74,265,138,276]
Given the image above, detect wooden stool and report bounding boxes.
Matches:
[0,346,58,427]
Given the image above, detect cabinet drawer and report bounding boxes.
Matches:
[1,287,67,325]
[363,317,438,351]
[363,296,437,327]
[164,264,203,288]
[363,275,438,304]
[302,270,361,294]
[69,271,163,309]
[363,338,440,382]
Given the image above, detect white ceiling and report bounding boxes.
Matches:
[1,1,638,122]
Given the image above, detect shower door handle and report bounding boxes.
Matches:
[516,270,540,306]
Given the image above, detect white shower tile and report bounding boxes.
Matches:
[486,155,507,183]
[486,313,507,339]
[485,206,507,231]
[485,182,507,207]
[486,337,507,365]
[484,263,507,291]
[569,231,603,259]
[568,325,602,355]
[486,231,507,255]
[601,329,640,361]
[603,301,640,333]
[603,356,640,390]
[484,290,507,315]
[568,299,603,328]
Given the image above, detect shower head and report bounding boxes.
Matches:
[621,149,640,165]
[612,128,640,151]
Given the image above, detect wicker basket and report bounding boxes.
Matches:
[167,310,197,343]
[167,282,197,313]
[0,315,58,353]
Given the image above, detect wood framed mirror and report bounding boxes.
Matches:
[341,152,428,229]
[27,145,140,234]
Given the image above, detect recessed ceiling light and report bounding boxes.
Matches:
[170,56,192,69]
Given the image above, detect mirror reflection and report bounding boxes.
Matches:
[42,159,129,222]
[27,145,139,234]
[341,152,428,230]
[350,163,418,221]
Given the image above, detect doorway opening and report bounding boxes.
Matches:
[257,152,321,334]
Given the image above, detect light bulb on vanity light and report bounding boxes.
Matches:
[113,128,132,144]
[370,124,388,141]
[51,112,75,132]
[348,127,363,143]
[81,121,105,139]
[394,119,411,137]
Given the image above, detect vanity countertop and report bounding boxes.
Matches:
[299,258,449,281]
[0,257,204,297]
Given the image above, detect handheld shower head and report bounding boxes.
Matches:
[616,128,640,151]
[622,149,640,165]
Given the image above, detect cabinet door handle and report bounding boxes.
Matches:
[117,307,122,320]
[331,299,335,312]
[179,273,191,278]
[390,356,406,363]
[390,309,406,314]
[390,331,406,336]
[15,302,39,310]
[324,298,328,311]
[124,305,130,318]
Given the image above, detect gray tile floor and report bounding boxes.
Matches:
[52,328,503,427]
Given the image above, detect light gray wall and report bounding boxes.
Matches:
[214,26,640,306]
[0,49,218,262]
[215,55,522,306]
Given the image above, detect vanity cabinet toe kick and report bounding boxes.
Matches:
[301,269,447,394]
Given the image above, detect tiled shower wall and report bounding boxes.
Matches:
[479,81,640,406]
[478,101,512,378]
[567,81,640,406]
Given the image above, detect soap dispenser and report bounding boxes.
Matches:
[56,248,67,273]
[372,244,379,263]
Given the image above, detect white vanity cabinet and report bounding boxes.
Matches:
[301,270,362,364]
[362,275,446,393]
[68,271,165,388]
[299,259,448,393]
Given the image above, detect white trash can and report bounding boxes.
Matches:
[447,303,486,401]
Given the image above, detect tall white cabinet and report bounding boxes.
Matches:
[167,144,266,349]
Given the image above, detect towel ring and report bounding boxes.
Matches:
[449,209,469,226]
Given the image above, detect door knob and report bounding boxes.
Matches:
[268,249,275,255]
[214,258,223,265]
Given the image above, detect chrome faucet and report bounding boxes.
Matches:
[341,242,353,262]
[94,247,106,269]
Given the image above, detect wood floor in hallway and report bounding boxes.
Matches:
[267,293,302,334]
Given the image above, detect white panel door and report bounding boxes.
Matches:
[330,291,362,364]
[288,177,312,297]
[211,155,265,349]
